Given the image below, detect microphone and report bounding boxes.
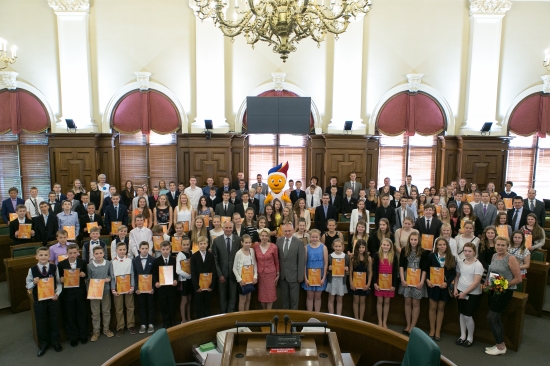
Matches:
[273,315,279,334]
[284,315,290,334]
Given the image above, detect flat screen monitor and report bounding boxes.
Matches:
[246,97,311,134]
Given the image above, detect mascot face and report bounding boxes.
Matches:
[268,175,286,194]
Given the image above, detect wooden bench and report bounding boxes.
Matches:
[525,260,550,317]
[4,256,37,313]
[0,235,12,281]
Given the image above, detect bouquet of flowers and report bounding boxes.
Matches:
[483,275,508,296]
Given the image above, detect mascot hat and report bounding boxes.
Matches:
[268,162,289,179]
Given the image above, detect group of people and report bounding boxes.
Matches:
[4,173,545,357]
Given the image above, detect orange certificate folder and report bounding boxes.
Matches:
[241,265,254,284]
[201,215,210,227]
[503,198,513,210]
[116,275,131,294]
[111,221,122,234]
[9,213,17,221]
[37,277,55,301]
[191,242,199,254]
[162,225,168,234]
[466,194,474,203]
[63,225,76,240]
[159,266,173,286]
[308,268,322,286]
[435,205,441,215]
[57,254,68,263]
[63,269,80,288]
[430,267,444,286]
[378,273,392,290]
[199,273,212,290]
[138,275,153,293]
[353,272,366,289]
[421,234,434,251]
[183,221,190,232]
[171,237,183,252]
[86,222,98,232]
[221,216,231,225]
[496,225,509,238]
[308,208,316,217]
[153,236,163,251]
[332,258,345,277]
[18,223,32,239]
[180,259,190,274]
[525,234,533,250]
[87,279,105,300]
[406,268,421,287]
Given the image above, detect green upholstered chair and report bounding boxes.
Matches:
[140,328,200,366]
[12,246,40,258]
[373,327,441,366]
[531,249,545,262]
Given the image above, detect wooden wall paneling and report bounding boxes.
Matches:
[307,135,326,186]
[231,135,248,184]
[436,136,459,187]
[97,134,117,190]
[323,135,373,189]
[365,137,380,184]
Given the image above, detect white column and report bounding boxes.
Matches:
[48,0,95,133]
[190,19,228,133]
[461,0,512,135]
[0,71,18,90]
[327,19,365,135]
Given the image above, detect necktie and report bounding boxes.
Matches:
[41,265,47,276]
[115,206,119,219]
[44,215,48,224]
[352,182,355,191]
[33,199,39,216]
[402,210,405,225]
[426,219,430,231]
[51,202,55,211]
[284,238,289,256]
[512,210,519,230]
[530,201,534,211]
[142,258,146,270]
[57,194,60,201]
[165,258,168,265]
[324,205,328,218]
[483,205,487,215]
[226,237,231,254]
[311,196,314,207]
[224,204,227,215]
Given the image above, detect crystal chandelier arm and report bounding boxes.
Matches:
[214,3,255,29]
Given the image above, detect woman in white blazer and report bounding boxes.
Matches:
[350,200,370,235]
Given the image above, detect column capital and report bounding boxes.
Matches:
[406,74,424,93]
[470,0,512,16]
[47,0,90,13]
[542,75,550,94]
[134,72,152,91]
[271,72,286,92]
[0,71,18,90]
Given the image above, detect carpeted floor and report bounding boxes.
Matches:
[0,309,548,365]
[0,282,9,310]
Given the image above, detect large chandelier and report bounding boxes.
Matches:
[0,38,17,70]
[189,0,372,62]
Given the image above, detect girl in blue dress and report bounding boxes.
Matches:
[302,229,328,312]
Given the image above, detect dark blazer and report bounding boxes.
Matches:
[341,196,358,215]
[47,201,62,215]
[216,186,232,199]
[214,202,235,217]
[325,186,344,197]
[414,216,442,238]
[57,258,88,295]
[1,197,25,223]
[152,255,177,285]
[378,185,397,195]
[235,202,258,218]
[206,196,221,210]
[427,252,456,288]
[248,197,261,212]
[166,191,180,209]
[211,234,241,279]
[79,213,105,236]
[399,249,430,273]
[314,205,338,233]
[228,198,241,206]
[289,189,307,205]
[148,196,159,211]
[55,194,68,204]
[191,250,216,290]
[104,204,129,234]
[524,198,545,227]
[132,254,155,288]
[67,199,81,213]
[33,214,59,245]
[403,184,418,197]
[375,205,396,231]
[507,207,530,231]
[328,195,342,213]
[9,217,34,244]
[101,197,113,215]
[231,180,248,191]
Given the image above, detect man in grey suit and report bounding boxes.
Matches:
[524,189,546,227]
[251,174,269,196]
[473,191,497,230]
[276,222,305,310]
[394,196,416,231]
[212,220,241,313]
[343,172,362,199]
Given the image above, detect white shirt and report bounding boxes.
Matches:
[129,226,153,258]
[184,186,202,210]
[25,197,45,217]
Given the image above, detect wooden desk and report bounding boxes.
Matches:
[4,256,37,313]
[525,261,550,317]
[0,235,13,281]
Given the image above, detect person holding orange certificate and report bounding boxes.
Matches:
[87,246,113,341]
[426,238,456,342]
[25,247,62,356]
[110,242,136,337]
[520,213,546,251]
[132,241,156,334]
[233,235,258,311]
[326,238,350,315]
[9,204,35,245]
[191,236,216,319]
[398,232,429,336]
[302,229,328,312]
[372,238,398,328]
[56,200,80,241]
[175,237,193,323]
[57,244,88,346]
[188,216,210,252]
[152,241,177,328]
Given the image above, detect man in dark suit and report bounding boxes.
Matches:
[148,186,160,211]
[66,191,81,213]
[217,177,232,199]
[276,222,305,309]
[231,172,248,191]
[290,181,307,205]
[206,187,220,209]
[34,202,59,246]
[235,180,248,201]
[80,203,104,237]
[104,193,129,236]
[403,175,418,198]
[508,196,531,232]
[390,192,402,209]
[132,242,156,332]
[378,177,396,196]
[52,183,67,203]
[46,192,62,215]
[524,189,546,227]
[341,187,358,217]
[328,186,342,213]
[1,187,25,223]
[414,204,442,250]
[447,192,463,212]
[375,194,396,231]
[211,221,240,313]
[9,204,35,244]
[325,176,343,197]
[235,191,258,218]
[166,182,180,209]
[473,191,498,229]
[215,192,235,218]
[314,194,338,233]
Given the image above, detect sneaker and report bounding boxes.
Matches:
[485,345,496,351]
[128,327,137,335]
[91,333,100,342]
[485,346,507,356]
[116,329,124,337]
[104,329,114,338]
[139,325,146,334]
[147,325,154,333]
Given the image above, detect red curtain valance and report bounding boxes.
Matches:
[377,91,445,136]
[111,90,180,134]
[243,90,315,131]
[509,92,550,138]
[0,89,49,134]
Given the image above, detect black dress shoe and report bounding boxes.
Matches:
[53,343,62,352]
[37,345,48,357]
[70,340,78,347]
[80,337,88,344]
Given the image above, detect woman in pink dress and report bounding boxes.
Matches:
[253,228,280,309]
